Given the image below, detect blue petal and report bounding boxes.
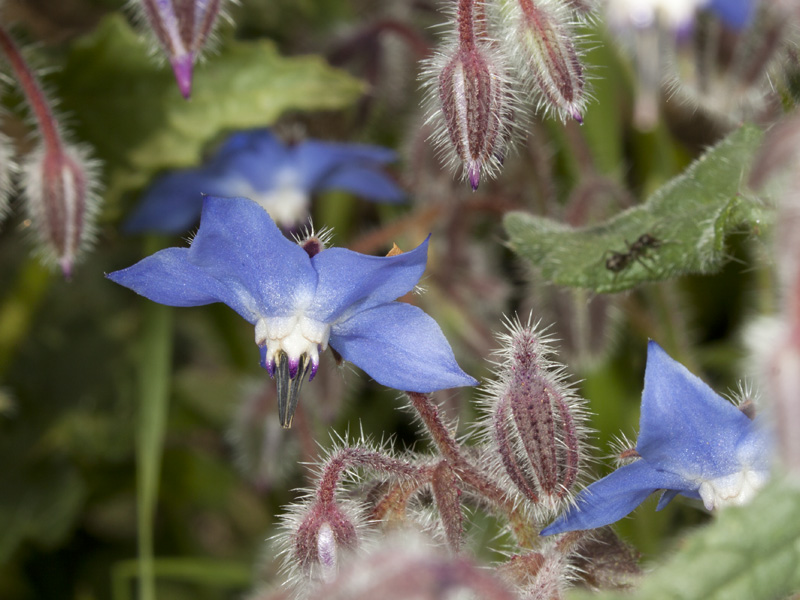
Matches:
[329,302,477,392]
[294,140,398,191]
[707,0,755,29]
[655,489,680,511]
[186,196,317,318]
[211,129,291,192]
[124,169,223,234]
[107,247,261,322]
[316,165,405,203]
[637,341,752,479]
[541,460,691,535]
[308,237,430,323]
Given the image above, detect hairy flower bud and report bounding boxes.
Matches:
[292,500,359,583]
[313,531,517,600]
[21,143,99,277]
[0,25,101,277]
[423,0,516,190]
[0,131,14,224]
[499,0,587,122]
[481,316,589,514]
[134,0,225,98]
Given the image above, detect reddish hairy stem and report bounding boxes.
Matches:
[316,447,426,505]
[457,0,477,51]
[0,26,62,151]
[407,392,538,546]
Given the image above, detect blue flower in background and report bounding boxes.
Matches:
[541,341,771,536]
[109,196,476,427]
[706,0,756,30]
[125,129,405,234]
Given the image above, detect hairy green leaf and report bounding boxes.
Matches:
[505,125,766,293]
[53,14,364,209]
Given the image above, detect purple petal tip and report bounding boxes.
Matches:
[170,54,194,99]
[573,110,583,125]
[468,163,480,191]
[60,258,73,281]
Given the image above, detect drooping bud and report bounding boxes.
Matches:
[481,316,589,514]
[499,0,587,123]
[0,25,101,277]
[424,0,516,190]
[291,499,359,583]
[0,130,15,225]
[134,0,225,98]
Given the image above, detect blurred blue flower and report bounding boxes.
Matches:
[541,341,771,535]
[706,0,756,29]
[109,196,475,427]
[125,129,405,234]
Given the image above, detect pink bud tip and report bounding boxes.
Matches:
[468,163,481,191]
[572,110,583,125]
[60,258,73,281]
[170,54,194,99]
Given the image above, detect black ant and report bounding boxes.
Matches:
[605,233,661,274]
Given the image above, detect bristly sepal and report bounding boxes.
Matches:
[421,0,519,190]
[479,314,591,516]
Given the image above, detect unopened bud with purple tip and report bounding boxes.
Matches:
[424,0,516,190]
[481,316,589,514]
[499,0,587,123]
[0,25,101,277]
[134,0,225,98]
[292,500,359,583]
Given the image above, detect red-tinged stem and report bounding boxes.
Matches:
[316,447,427,505]
[457,0,476,51]
[0,26,62,151]
[407,392,538,547]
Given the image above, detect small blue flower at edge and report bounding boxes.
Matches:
[707,0,756,30]
[541,341,771,536]
[108,196,476,426]
[124,129,405,234]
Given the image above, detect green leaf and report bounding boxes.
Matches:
[568,476,800,600]
[0,461,86,562]
[54,14,364,209]
[504,125,766,293]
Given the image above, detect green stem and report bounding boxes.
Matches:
[136,238,174,600]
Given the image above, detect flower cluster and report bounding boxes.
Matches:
[110,195,475,427]
[604,0,783,128]
[542,341,772,535]
[422,0,588,189]
[125,129,405,234]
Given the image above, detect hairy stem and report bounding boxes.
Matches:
[407,392,538,547]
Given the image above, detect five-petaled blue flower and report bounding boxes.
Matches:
[125,129,405,234]
[541,341,771,535]
[109,196,476,427]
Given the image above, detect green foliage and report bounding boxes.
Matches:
[0,461,86,563]
[569,477,800,600]
[504,125,766,293]
[53,14,364,209]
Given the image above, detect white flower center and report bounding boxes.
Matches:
[255,314,331,373]
[243,169,310,228]
[697,467,769,511]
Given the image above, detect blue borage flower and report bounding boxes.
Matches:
[125,129,405,234]
[541,341,771,535]
[109,196,476,427]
